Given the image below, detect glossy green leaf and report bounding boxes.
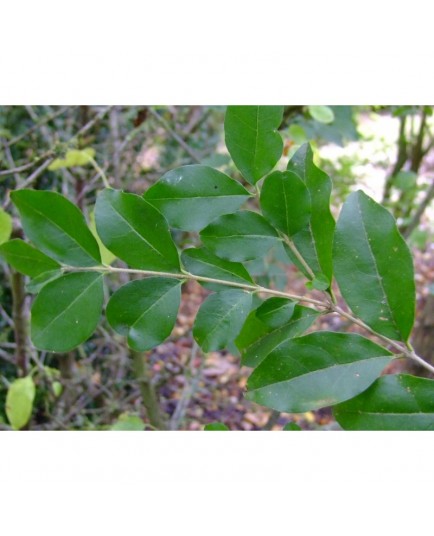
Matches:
[194,290,252,352]
[333,190,415,341]
[286,144,335,281]
[0,239,60,277]
[334,375,434,431]
[31,272,104,352]
[95,188,180,272]
[181,247,253,291]
[260,171,311,238]
[308,105,335,124]
[200,211,279,262]
[48,148,96,170]
[107,277,182,351]
[236,304,320,368]
[246,332,392,413]
[0,207,12,245]
[111,413,145,431]
[6,376,35,430]
[144,165,251,231]
[224,106,284,184]
[11,190,101,267]
[283,422,301,431]
[204,422,230,431]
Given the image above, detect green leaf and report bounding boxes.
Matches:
[288,125,307,145]
[31,272,104,352]
[286,144,335,281]
[236,304,320,368]
[181,247,253,291]
[246,332,392,413]
[107,277,182,351]
[255,297,296,329]
[0,239,60,277]
[308,105,335,124]
[224,106,284,184]
[305,274,330,291]
[6,376,35,430]
[26,269,62,294]
[194,290,252,352]
[48,148,96,170]
[111,413,145,431]
[260,171,311,237]
[200,211,279,262]
[95,188,180,272]
[333,190,415,341]
[334,375,434,431]
[283,422,301,431]
[144,165,251,232]
[88,209,116,265]
[0,207,12,245]
[204,422,230,431]
[393,171,418,191]
[11,190,101,267]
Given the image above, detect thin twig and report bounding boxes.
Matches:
[148,107,202,163]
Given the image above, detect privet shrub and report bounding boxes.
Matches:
[2,105,434,430]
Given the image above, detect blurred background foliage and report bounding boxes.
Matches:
[1,105,434,430]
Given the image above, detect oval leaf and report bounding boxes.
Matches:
[6,376,36,430]
[95,188,180,272]
[286,144,335,281]
[334,374,434,431]
[260,170,311,237]
[48,148,96,170]
[0,207,12,245]
[236,304,320,368]
[308,105,335,124]
[333,190,415,341]
[181,247,253,291]
[144,165,251,231]
[11,190,101,267]
[255,297,296,329]
[107,277,182,351]
[111,413,145,431]
[224,106,284,184]
[200,211,279,262]
[31,272,104,352]
[0,239,60,277]
[246,332,392,413]
[193,290,252,352]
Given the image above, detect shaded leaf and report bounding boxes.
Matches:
[144,165,251,231]
[334,374,434,431]
[260,170,311,238]
[200,211,279,262]
[236,304,320,368]
[181,247,253,291]
[95,188,180,272]
[26,269,62,294]
[224,106,284,184]
[286,144,335,281]
[31,272,104,352]
[107,277,182,351]
[283,422,301,431]
[6,376,35,430]
[246,332,392,413]
[255,297,296,329]
[11,189,101,267]
[333,190,415,341]
[194,290,252,352]
[0,239,60,277]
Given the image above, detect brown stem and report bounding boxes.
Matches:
[131,350,168,430]
[11,270,29,376]
[383,115,407,204]
[402,177,434,238]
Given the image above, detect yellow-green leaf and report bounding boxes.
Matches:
[6,376,36,430]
